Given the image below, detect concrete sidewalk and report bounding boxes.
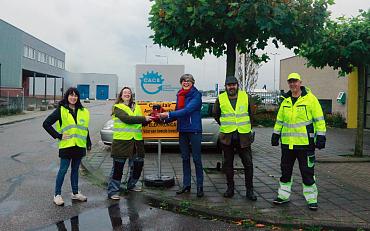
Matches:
[83,127,370,230]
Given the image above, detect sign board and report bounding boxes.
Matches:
[135,64,184,101]
[138,101,179,140]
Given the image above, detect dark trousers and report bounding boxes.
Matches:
[280,148,315,186]
[179,132,204,188]
[222,142,253,189]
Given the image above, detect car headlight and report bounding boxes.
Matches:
[102,120,114,130]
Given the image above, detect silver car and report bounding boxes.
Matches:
[100,98,220,148]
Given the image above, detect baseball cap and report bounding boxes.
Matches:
[287,72,301,81]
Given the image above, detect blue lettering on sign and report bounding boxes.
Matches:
[140,71,165,95]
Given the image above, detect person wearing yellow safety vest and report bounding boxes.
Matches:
[43,87,91,206]
[213,76,257,201]
[271,73,326,211]
[107,87,152,200]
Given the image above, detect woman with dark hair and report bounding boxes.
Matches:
[43,87,91,206]
[107,87,152,200]
[159,74,204,197]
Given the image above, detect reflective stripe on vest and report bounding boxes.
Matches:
[113,103,143,140]
[56,106,90,149]
[219,91,251,134]
[273,90,326,150]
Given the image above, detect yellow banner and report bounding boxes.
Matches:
[138,102,179,140]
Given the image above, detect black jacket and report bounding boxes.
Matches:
[43,104,91,159]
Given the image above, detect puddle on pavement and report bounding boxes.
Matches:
[34,201,150,231]
[32,194,249,231]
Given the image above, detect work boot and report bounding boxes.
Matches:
[176,186,191,195]
[273,197,290,205]
[246,188,257,201]
[196,187,204,198]
[223,185,234,198]
[308,203,318,211]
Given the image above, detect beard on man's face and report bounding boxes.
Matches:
[226,85,238,96]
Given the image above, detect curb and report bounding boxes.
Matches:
[0,114,47,126]
[142,192,370,231]
[317,156,370,163]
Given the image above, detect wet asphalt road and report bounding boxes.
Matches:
[0,101,247,231]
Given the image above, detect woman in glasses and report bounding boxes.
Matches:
[159,74,204,197]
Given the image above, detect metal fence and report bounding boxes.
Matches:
[250,91,281,105]
[0,88,61,116]
[0,88,24,116]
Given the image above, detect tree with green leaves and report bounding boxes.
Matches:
[300,9,370,157]
[149,0,332,78]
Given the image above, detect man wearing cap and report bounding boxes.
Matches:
[213,76,257,201]
[271,72,326,211]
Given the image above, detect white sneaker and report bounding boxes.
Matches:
[53,195,64,206]
[109,195,121,200]
[128,185,143,192]
[71,192,87,202]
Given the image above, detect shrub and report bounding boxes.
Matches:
[253,110,276,127]
[325,112,346,128]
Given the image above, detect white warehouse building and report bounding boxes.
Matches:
[65,72,118,100]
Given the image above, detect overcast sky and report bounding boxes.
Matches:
[0,0,368,92]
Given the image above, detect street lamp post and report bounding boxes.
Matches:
[271,52,279,92]
[145,45,148,64]
[145,45,154,64]
[155,54,168,64]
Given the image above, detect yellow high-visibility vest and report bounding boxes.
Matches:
[56,106,90,149]
[112,103,143,140]
[273,88,326,150]
[219,90,251,134]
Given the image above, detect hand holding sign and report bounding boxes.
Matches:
[150,104,165,122]
[159,112,169,119]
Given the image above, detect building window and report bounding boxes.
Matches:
[56,59,64,69]
[37,51,46,63]
[23,45,35,59]
[23,46,28,57]
[318,99,332,114]
[49,56,55,66]
[28,47,35,59]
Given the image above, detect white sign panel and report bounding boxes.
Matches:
[135,64,184,101]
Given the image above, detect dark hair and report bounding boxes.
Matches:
[112,87,133,114]
[59,87,84,109]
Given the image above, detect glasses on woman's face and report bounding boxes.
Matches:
[182,79,191,83]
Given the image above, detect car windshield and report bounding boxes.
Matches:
[201,102,214,118]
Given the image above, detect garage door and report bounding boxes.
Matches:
[96,85,109,100]
[77,84,90,100]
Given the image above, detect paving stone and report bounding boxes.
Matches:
[82,127,370,229]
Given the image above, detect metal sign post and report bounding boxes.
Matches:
[141,102,176,188]
[143,138,175,188]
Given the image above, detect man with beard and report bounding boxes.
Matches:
[213,76,257,201]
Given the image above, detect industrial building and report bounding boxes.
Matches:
[0,19,65,100]
[0,19,119,107]
[65,72,118,100]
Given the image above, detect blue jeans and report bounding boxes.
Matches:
[55,157,82,196]
[179,132,203,188]
[107,157,144,197]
